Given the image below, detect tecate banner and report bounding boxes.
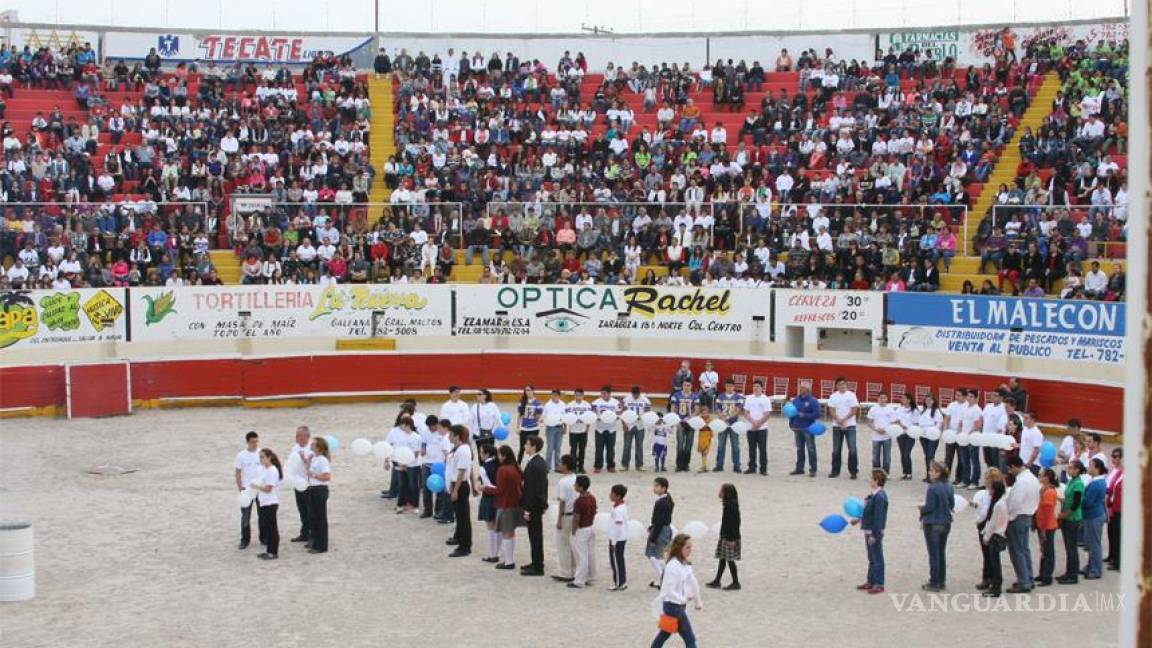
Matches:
[0,288,127,350]
[130,285,451,341]
[104,31,375,64]
[453,285,768,339]
[886,293,1125,365]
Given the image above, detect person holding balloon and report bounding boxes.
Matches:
[621,385,652,472]
[786,382,820,477]
[306,435,332,554]
[234,431,264,550]
[472,389,503,456]
[668,382,699,473]
[916,393,944,482]
[421,416,452,521]
[865,392,898,475]
[391,417,423,515]
[252,449,283,560]
[566,389,594,474]
[288,426,314,544]
[712,379,745,474]
[541,390,569,471]
[894,392,917,481]
[592,385,622,474]
[850,469,888,594]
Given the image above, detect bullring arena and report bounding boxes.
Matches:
[0,3,1147,648]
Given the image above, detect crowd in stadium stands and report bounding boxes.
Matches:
[0,37,1127,301]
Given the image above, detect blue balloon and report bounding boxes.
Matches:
[782,403,799,418]
[843,497,865,519]
[819,514,848,534]
[493,426,510,441]
[808,421,827,436]
[430,462,446,478]
[500,412,512,426]
[1039,441,1057,460]
[426,474,446,493]
[323,434,340,451]
[1039,455,1055,469]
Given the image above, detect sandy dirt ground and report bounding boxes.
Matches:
[0,404,1122,648]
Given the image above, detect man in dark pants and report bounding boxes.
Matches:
[448,425,474,557]
[668,383,698,472]
[289,426,313,543]
[234,431,264,550]
[520,436,549,576]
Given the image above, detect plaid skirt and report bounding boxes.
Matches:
[715,538,742,561]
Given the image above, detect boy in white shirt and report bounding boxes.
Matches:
[542,390,569,470]
[607,484,630,591]
[566,390,593,474]
[827,377,861,479]
[741,380,772,475]
[1018,412,1044,474]
[592,385,622,474]
[652,417,671,472]
[421,415,453,521]
[942,388,968,483]
[234,431,263,550]
[621,386,652,472]
[866,393,899,475]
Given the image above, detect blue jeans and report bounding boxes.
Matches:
[466,244,489,266]
[923,523,951,587]
[1084,516,1105,577]
[872,439,891,474]
[792,427,817,473]
[621,426,645,469]
[714,428,741,470]
[545,425,564,470]
[866,531,885,586]
[965,446,982,486]
[830,426,858,476]
[1007,514,1034,588]
[919,438,939,478]
[651,601,696,648]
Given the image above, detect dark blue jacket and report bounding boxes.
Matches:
[861,489,888,534]
[919,481,955,525]
[1082,477,1107,521]
[790,394,821,431]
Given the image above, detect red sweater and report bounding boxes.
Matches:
[484,464,523,509]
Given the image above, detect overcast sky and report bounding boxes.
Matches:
[0,0,1127,33]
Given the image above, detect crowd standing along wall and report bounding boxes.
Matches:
[0,285,1125,430]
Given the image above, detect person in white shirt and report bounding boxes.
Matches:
[959,390,985,489]
[471,389,502,453]
[652,534,703,647]
[447,425,475,557]
[234,431,264,550]
[866,393,899,475]
[1083,261,1108,299]
[592,386,622,473]
[621,386,652,471]
[305,436,332,553]
[552,455,579,580]
[287,426,314,543]
[980,479,1010,597]
[942,388,968,483]
[565,389,593,473]
[541,390,569,470]
[827,377,860,479]
[420,416,452,521]
[917,394,945,482]
[439,386,470,427]
[741,381,772,475]
[980,391,1008,475]
[893,392,917,480]
[251,448,283,560]
[1004,457,1040,591]
[697,361,719,408]
[607,484,630,591]
[1018,412,1044,472]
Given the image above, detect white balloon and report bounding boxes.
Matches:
[885,424,904,438]
[941,430,958,445]
[599,410,618,424]
[544,413,563,427]
[237,489,254,507]
[956,432,971,447]
[686,416,706,431]
[683,520,709,539]
[953,494,968,514]
[708,418,728,433]
[970,433,987,447]
[905,425,923,440]
[662,413,681,427]
[393,446,416,466]
[997,434,1017,451]
[731,421,749,435]
[562,412,579,426]
[620,410,639,426]
[579,411,599,426]
[593,512,612,535]
[351,438,373,457]
[413,412,426,425]
[923,427,941,441]
[627,519,646,541]
[710,521,722,538]
[373,441,394,461]
[640,411,660,427]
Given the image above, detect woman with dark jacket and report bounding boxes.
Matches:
[706,483,741,590]
[918,461,955,591]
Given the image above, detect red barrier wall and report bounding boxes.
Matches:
[0,353,1123,431]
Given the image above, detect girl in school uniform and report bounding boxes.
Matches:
[646,477,675,588]
[917,393,944,482]
[253,449,283,560]
[706,483,741,590]
[652,534,703,648]
[477,443,501,563]
[894,393,917,480]
[483,445,524,570]
[306,436,332,554]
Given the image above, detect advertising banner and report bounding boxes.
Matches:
[103,31,375,65]
[0,288,127,350]
[454,285,768,339]
[774,289,884,333]
[887,293,1125,365]
[130,285,451,341]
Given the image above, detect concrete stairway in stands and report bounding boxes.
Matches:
[367,75,395,205]
[209,250,242,284]
[939,71,1062,293]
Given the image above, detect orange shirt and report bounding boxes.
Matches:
[1035,486,1058,531]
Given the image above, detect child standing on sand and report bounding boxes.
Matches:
[696,405,714,473]
[652,415,671,472]
[706,483,742,590]
[646,477,675,587]
[852,469,889,594]
[608,484,630,591]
